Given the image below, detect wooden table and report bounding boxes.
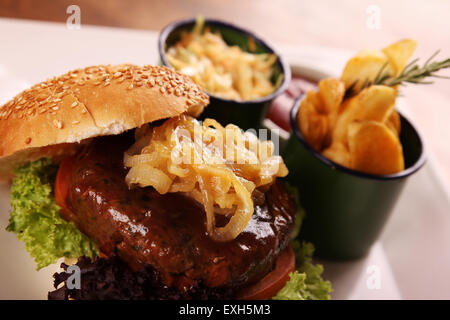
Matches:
[1,0,450,186]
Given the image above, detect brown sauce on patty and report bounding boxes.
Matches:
[57,133,296,291]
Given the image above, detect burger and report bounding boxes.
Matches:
[1,64,331,300]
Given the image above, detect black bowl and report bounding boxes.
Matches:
[283,95,426,259]
[158,18,291,130]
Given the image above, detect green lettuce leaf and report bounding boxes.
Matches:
[6,158,98,270]
[273,241,332,300]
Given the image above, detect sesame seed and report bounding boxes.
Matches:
[72,120,80,125]
[25,137,32,144]
[53,119,63,129]
[0,64,206,122]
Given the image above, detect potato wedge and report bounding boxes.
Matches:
[329,97,358,145]
[331,85,395,141]
[298,96,328,151]
[355,85,397,122]
[348,121,404,174]
[322,142,351,168]
[341,49,394,91]
[382,39,417,75]
[317,78,346,114]
[386,110,401,136]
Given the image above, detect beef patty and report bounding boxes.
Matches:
[56,133,296,291]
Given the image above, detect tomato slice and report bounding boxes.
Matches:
[236,245,295,300]
[54,156,75,213]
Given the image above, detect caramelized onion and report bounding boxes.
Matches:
[124,115,288,241]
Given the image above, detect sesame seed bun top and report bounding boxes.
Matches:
[0,64,209,179]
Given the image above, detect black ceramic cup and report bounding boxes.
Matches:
[283,95,426,260]
[158,18,291,130]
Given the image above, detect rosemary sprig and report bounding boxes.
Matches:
[345,50,450,98]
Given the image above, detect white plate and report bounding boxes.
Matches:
[0,18,449,300]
